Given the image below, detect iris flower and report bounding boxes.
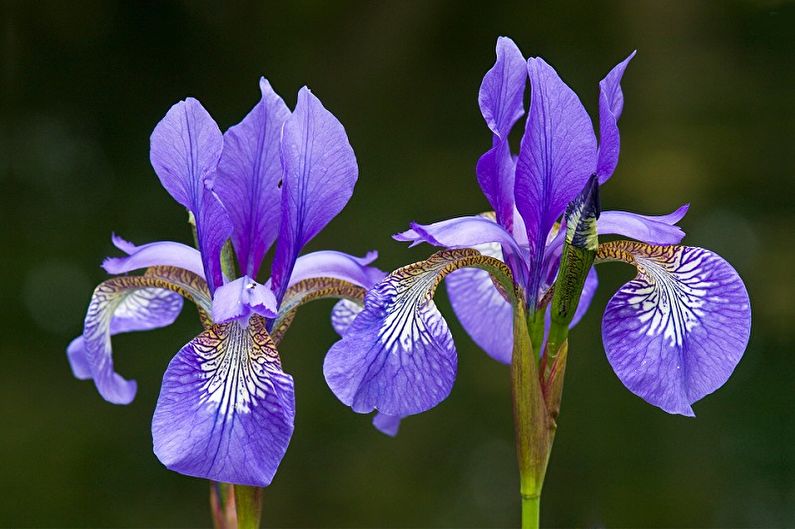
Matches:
[68,79,382,491]
[323,37,751,525]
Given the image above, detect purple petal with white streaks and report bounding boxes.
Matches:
[152,318,295,486]
[216,78,290,278]
[601,244,751,416]
[270,87,358,302]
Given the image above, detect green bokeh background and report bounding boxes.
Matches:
[2,1,793,527]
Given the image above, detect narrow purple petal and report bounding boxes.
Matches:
[152,318,295,486]
[270,87,358,302]
[479,36,527,139]
[102,236,205,279]
[477,139,517,230]
[77,282,184,404]
[446,242,513,364]
[150,98,232,291]
[211,276,278,324]
[324,256,459,416]
[216,78,290,278]
[515,58,597,300]
[570,267,598,328]
[598,205,688,245]
[596,51,636,182]
[288,250,385,289]
[601,244,751,416]
[372,413,402,437]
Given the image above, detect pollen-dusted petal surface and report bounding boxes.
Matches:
[599,242,751,416]
[152,317,295,487]
[216,78,290,278]
[270,87,358,302]
[446,242,513,364]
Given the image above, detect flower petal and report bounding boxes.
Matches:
[598,205,688,245]
[331,299,364,336]
[514,58,597,299]
[102,236,205,279]
[152,317,295,486]
[216,78,290,278]
[476,139,517,230]
[150,98,232,292]
[372,413,402,437]
[78,281,186,404]
[598,242,751,416]
[596,51,636,182]
[446,242,513,364]
[479,36,527,139]
[288,250,385,289]
[211,276,278,324]
[570,267,598,328]
[270,88,358,302]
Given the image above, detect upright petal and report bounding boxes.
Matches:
[323,249,514,416]
[102,236,205,279]
[598,241,751,416]
[446,242,514,364]
[479,36,527,139]
[216,78,291,278]
[598,205,689,245]
[150,98,232,291]
[514,58,597,300]
[477,37,526,229]
[152,317,295,486]
[596,51,636,182]
[288,250,385,289]
[270,88,358,302]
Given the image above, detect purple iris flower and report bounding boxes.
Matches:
[68,78,383,487]
[323,37,751,431]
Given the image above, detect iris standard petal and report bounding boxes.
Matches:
[78,282,186,404]
[599,242,751,416]
[446,242,513,364]
[211,276,279,324]
[270,87,358,302]
[596,51,636,182]
[152,317,295,486]
[514,58,597,299]
[150,98,232,291]
[102,237,205,278]
[216,78,290,278]
[477,138,517,230]
[598,205,689,245]
[479,36,527,139]
[288,250,385,289]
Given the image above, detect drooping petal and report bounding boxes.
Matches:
[598,205,689,245]
[372,413,402,437]
[288,250,385,289]
[102,236,205,279]
[598,241,751,416]
[270,88,358,302]
[324,249,514,416]
[596,51,636,182]
[78,280,188,404]
[216,78,291,278]
[446,242,513,364]
[211,276,278,324]
[150,98,232,292]
[479,36,527,139]
[331,299,364,336]
[515,58,597,300]
[152,317,295,486]
[477,37,526,228]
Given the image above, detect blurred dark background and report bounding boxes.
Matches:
[1,1,793,527]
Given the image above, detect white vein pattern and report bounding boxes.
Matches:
[601,243,750,416]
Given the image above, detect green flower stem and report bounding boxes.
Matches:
[511,302,555,529]
[234,485,263,529]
